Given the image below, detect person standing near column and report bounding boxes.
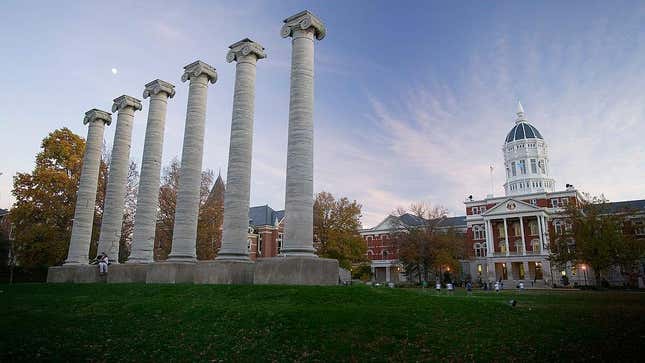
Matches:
[280,10,326,257]
[168,61,217,262]
[65,109,112,264]
[217,39,266,260]
[129,80,175,263]
[98,95,142,263]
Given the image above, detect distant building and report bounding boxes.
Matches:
[360,103,645,286]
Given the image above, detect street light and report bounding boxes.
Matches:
[581,264,588,286]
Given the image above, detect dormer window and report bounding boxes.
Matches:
[551,199,559,208]
[472,207,479,215]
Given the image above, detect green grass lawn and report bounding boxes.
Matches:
[0,284,643,362]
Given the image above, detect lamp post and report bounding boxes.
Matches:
[581,264,588,286]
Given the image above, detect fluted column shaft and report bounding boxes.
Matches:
[98,96,141,262]
[283,28,317,256]
[65,109,112,264]
[129,80,174,263]
[218,39,266,260]
[168,61,217,262]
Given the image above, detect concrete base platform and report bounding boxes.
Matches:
[146,262,196,283]
[47,265,107,283]
[254,257,339,285]
[47,265,78,283]
[107,264,148,283]
[194,260,255,284]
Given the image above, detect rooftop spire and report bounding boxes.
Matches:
[515,101,526,124]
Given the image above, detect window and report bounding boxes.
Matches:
[519,160,527,174]
[554,220,564,235]
[529,221,538,235]
[512,161,517,176]
[506,167,511,178]
[538,160,546,174]
[473,225,486,240]
[514,240,524,254]
[480,206,486,213]
[474,243,487,257]
[472,206,479,215]
[258,234,263,256]
[277,233,284,253]
[513,222,521,236]
[551,199,559,208]
[499,241,507,254]
[497,224,506,237]
[247,239,252,251]
[382,250,389,260]
[634,219,645,235]
[531,239,540,252]
[531,159,537,174]
[561,197,569,206]
[367,236,373,242]
[530,199,537,206]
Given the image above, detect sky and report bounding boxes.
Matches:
[0,1,644,228]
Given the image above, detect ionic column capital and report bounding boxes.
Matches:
[181,60,218,84]
[143,79,176,99]
[281,10,326,40]
[226,38,267,63]
[112,95,143,113]
[83,108,112,126]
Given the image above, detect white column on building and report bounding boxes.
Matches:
[519,216,525,255]
[280,11,326,256]
[217,39,266,260]
[65,109,112,264]
[485,220,494,256]
[129,80,175,264]
[537,215,545,254]
[98,95,142,262]
[523,261,530,281]
[541,215,549,251]
[503,218,510,256]
[168,61,218,263]
[386,266,391,282]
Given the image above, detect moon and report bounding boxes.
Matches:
[111,68,118,75]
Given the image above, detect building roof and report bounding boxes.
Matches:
[248,205,284,227]
[603,199,645,214]
[505,121,543,143]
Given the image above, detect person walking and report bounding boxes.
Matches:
[494,281,500,293]
[466,281,473,296]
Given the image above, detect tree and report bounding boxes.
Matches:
[550,196,643,286]
[392,203,465,284]
[154,158,220,260]
[313,191,366,269]
[11,128,93,267]
[11,128,140,267]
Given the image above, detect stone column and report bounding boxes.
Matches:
[519,216,525,255]
[537,215,545,254]
[503,218,510,256]
[97,96,142,262]
[65,109,112,264]
[485,220,493,256]
[129,80,175,263]
[167,61,217,263]
[280,10,326,256]
[523,261,530,281]
[217,39,266,260]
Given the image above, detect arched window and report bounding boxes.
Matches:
[529,221,538,235]
[474,243,487,257]
[382,250,389,260]
[367,250,374,259]
[513,222,521,236]
[498,224,506,238]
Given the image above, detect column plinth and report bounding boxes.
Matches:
[98,95,142,263]
[65,109,112,265]
[129,80,175,264]
[280,10,325,257]
[217,39,266,261]
[168,61,217,263]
